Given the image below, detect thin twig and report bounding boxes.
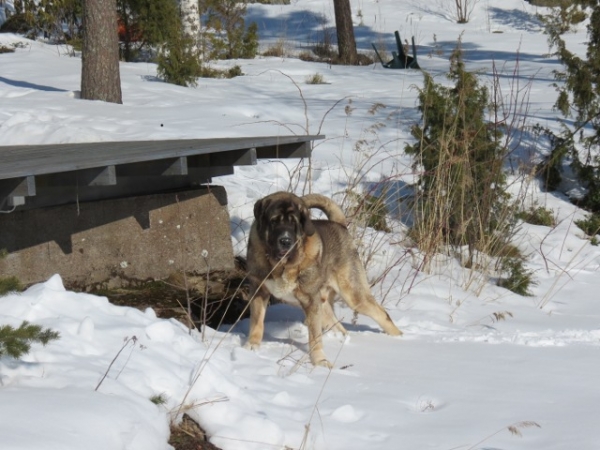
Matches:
[95,336,137,391]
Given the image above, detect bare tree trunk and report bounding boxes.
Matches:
[81,0,122,104]
[180,0,201,49]
[333,0,358,65]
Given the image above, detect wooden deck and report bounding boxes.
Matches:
[0,135,323,210]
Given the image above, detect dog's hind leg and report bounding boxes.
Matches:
[352,293,402,336]
[336,270,402,337]
[321,289,347,335]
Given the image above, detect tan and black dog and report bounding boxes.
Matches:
[244,191,401,368]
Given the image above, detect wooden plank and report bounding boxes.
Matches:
[187,149,257,168]
[38,166,117,187]
[0,176,36,208]
[209,148,257,167]
[255,141,312,159]
[86,166,117,185]
[117,157,188,177]
[22,174,209,210]
[0,135,322,210]
[0,135,323,180]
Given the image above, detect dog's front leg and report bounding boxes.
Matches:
[245,283,270,351]
[300,292,332,369]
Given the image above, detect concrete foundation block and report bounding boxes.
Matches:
[0,186,234,289]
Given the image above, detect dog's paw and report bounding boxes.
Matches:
[385,323,403,336]
[243,341,261,351]
[311,356,333,369]
[327,323,348,336]
[316,359,334,369]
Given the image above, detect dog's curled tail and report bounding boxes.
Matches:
[302,194,347,227]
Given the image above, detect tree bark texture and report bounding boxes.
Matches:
[333,0,358,65]
[180,0,201,44]
[81,0,122,104]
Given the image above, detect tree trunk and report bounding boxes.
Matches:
[81,0,122,104]
[333,0,358,65]
[180,0,201,48]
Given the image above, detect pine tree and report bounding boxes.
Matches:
[0,321,60,359]
[540,1,600,211]
[0,276,22,295]
[156,24,202,87]
[405,44,508,262]
[200,0,258,60]
[117,0,181,62]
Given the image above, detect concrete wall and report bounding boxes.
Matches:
[0,186,234,289]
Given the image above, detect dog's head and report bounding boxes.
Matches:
[253,192,316,263]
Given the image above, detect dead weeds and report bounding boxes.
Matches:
[82,265,249,450]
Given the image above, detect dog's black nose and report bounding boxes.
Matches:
[279,236,293,249]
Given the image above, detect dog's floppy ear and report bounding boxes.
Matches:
[253,198,271,232]
[253,198,265,221]
[300,205,316,236]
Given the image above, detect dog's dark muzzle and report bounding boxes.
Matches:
[275,231,296,259]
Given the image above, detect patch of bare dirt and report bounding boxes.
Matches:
[169,414,221,450]
[89,267,248,330]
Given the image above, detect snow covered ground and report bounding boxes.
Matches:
[1,0,599,449]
